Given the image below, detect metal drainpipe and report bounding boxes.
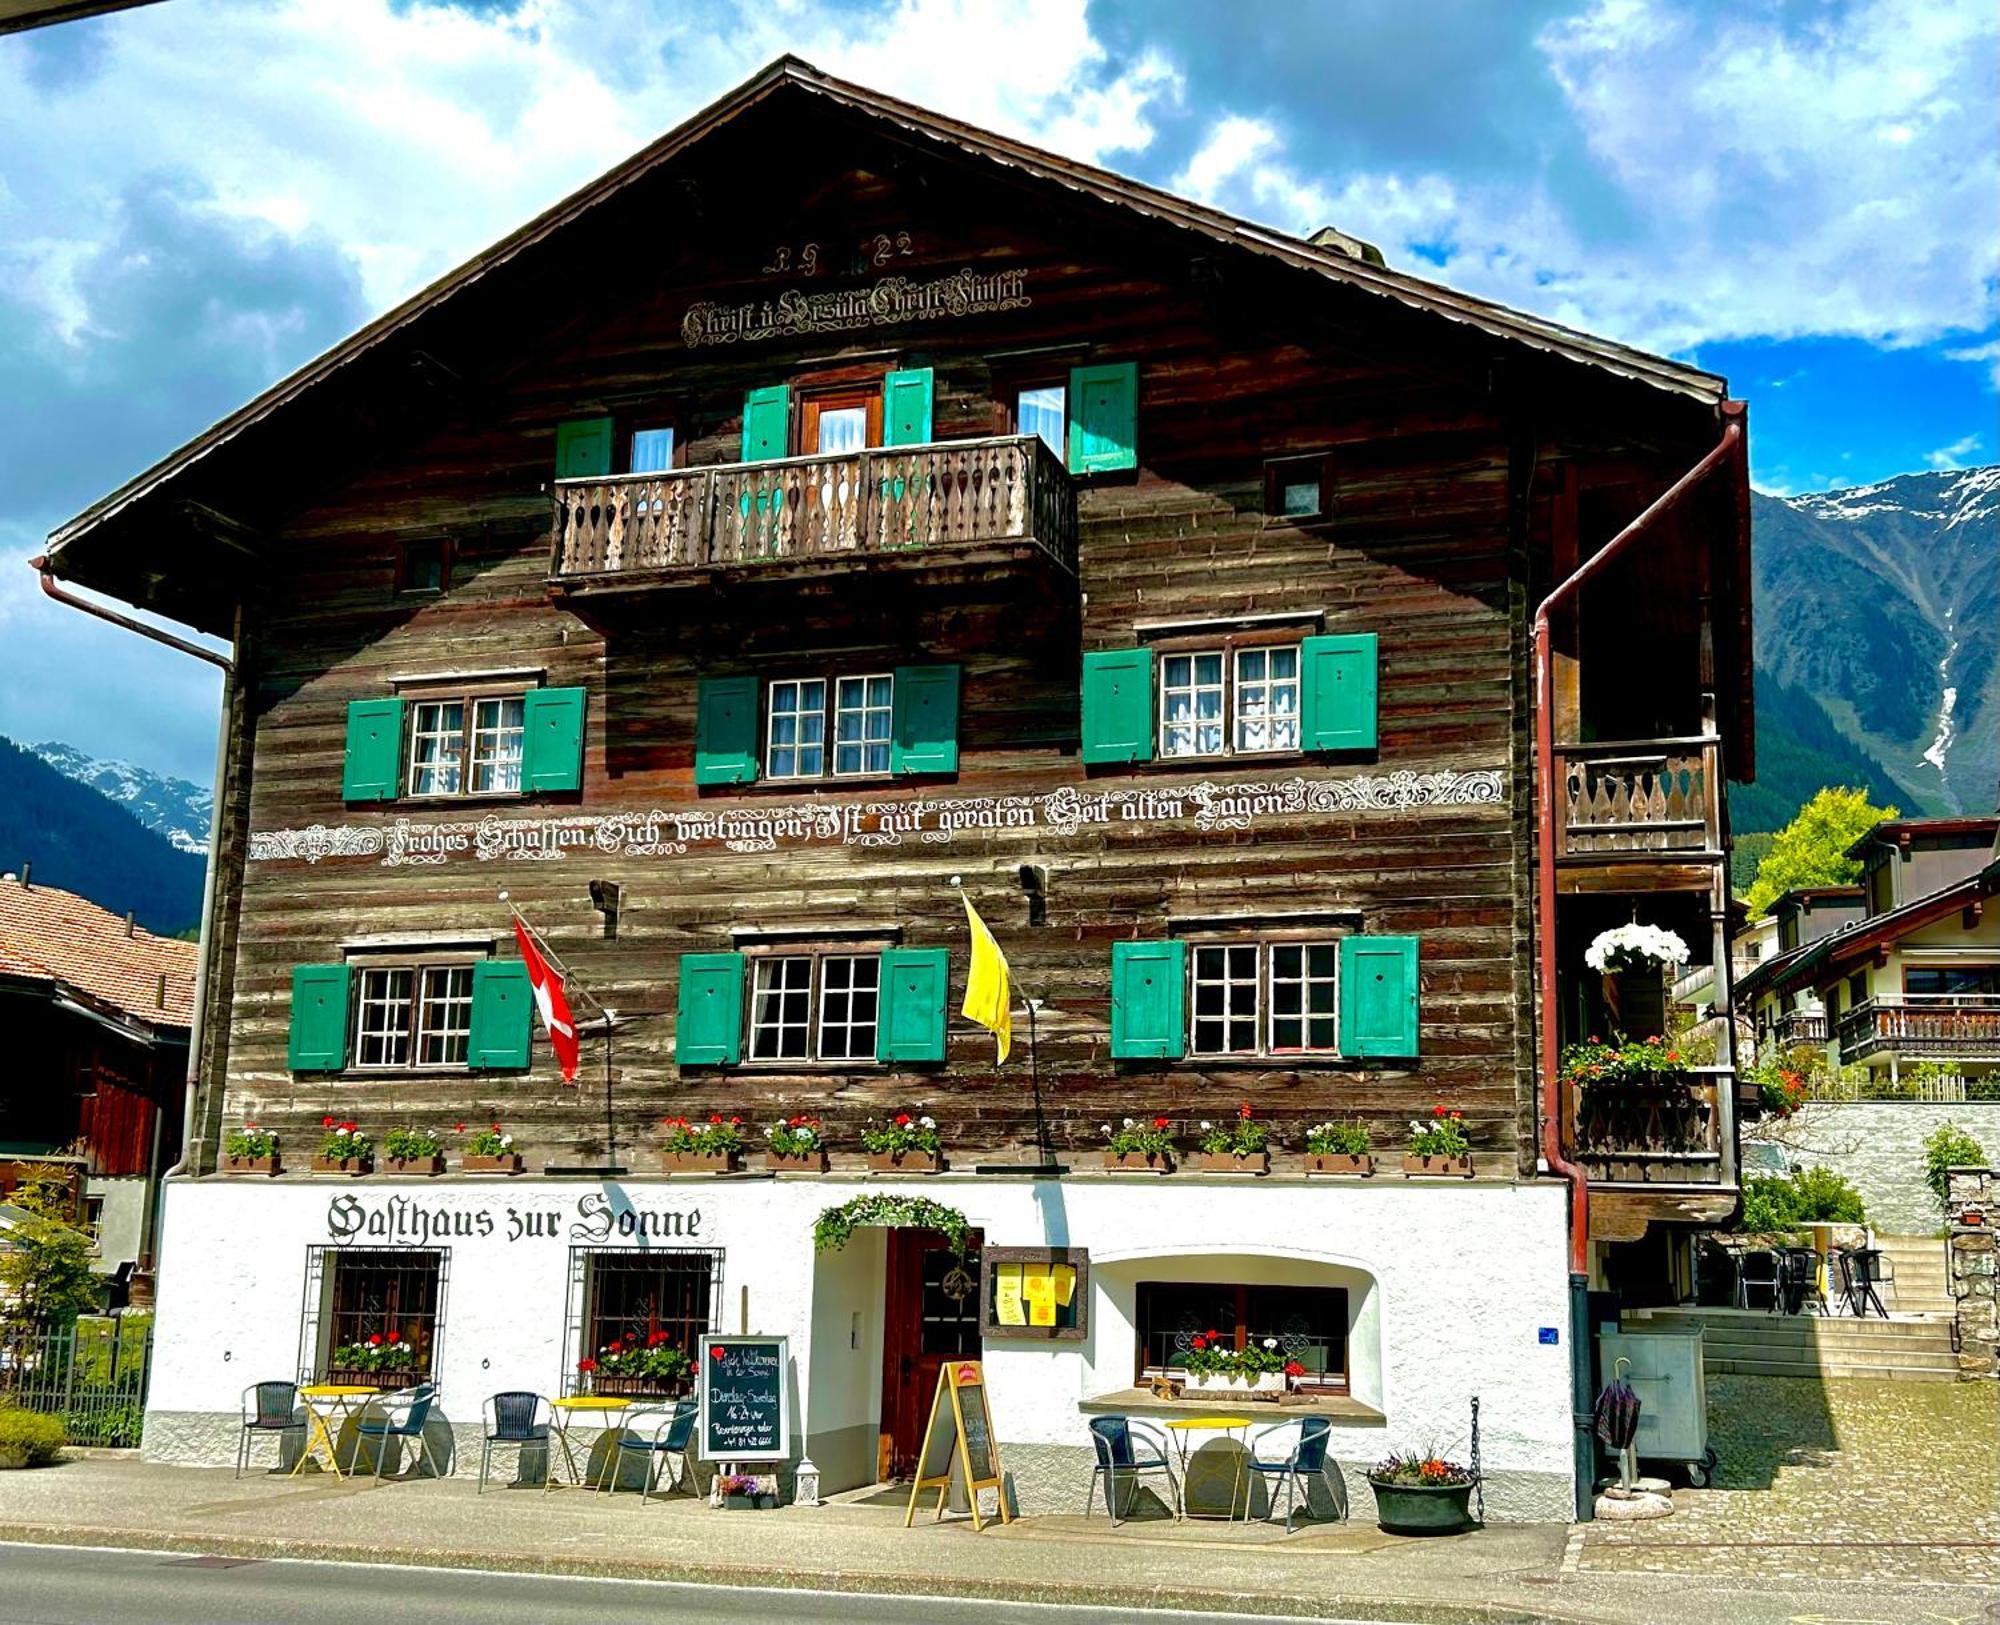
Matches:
[1531,407,1744,1521]
[30,557,237,1293]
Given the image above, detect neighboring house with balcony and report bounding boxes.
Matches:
[38,60,1753,1518]
[1735,885,1865,1062]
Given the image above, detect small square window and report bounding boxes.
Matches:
[630,427,675,473]
[397,538,449,595]
[1264,456,1329,520]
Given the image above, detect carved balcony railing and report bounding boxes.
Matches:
[1769,1008,1828,1047]
[1553,735,1721,860]
[549,434,1076,588]
[1835,996,2000,1065]
[1568,1066,1732,1187]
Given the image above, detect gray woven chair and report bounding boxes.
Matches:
[478,1391,550,1492]
[236,1381,301,1477]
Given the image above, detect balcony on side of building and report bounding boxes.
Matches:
[1769,1007,1828,1047]
[1552,732,1722,883]
[546,434,1076,609]
[1834,995,2000,1067]
[1567,1065,1733,1190]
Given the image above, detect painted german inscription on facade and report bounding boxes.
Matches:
[681,266,1029,347]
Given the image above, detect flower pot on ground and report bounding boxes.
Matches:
[1368,1453,1479,1535]
[459,1123,522,1173]
[576,1332,693,1398]
[313,1119,372,1175]
[1404,1108,1471,1178]
[1196,1104,1271,1171]
[764,1115,828,1172]
[861,1111,941,1173]
[222,1125,279,1175]
[661,1114,745,1173]
[716,1472,763,1509]
[1100,1114,1175,1173]
[1304,1121,1373,1176]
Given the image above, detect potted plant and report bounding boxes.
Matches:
[1304,1120,1374,1176]
[312,1118,373,1175]
[1367,1451,1479,1534]
[862,1112,942,1173]
[1177,1331,1288,1394]
[576,1332,695,1397]
[1403,1106,1473,1177]
[661,1114,745,1174]
[1101,1115,1175,1173]
[716,1471,769,1509]
[324,1330,419,1387]
[1198,1104,1271,1174]
[1564,1036,1704,1153]
[1585,924,1689,1041]
[764,1115,828,1172]
[222,1123,279,1176]
[383,1125,445,1176]
[460,1121,523,1174]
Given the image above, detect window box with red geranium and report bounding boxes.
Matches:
[1403,1107,1472,1177]
[1177,1329,1288,1394]
[382,1126,445,1176]
[576,1332,695,1397]
[661,1115,745,1174]
[324,1329,419,1388]
[460,1122,523,1174]
[1100,1115,1175,1173]
[862,1112,942,1173]
[1303,1121,1374,1176]
[311,1118,373,1175]
[764,1116,828,1172]
[1198,1105,1271,1174]
[222,1124,280,1175]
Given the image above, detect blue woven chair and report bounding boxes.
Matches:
[478,1391,550,1493]
[1084,1415,1179,1526]
[235,1381,301,1478]
[608,1399,698,1502]
[1246,1416,1343,1531]
[354,1382,444,1481]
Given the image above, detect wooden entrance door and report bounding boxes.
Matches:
[880,1227,983,1479]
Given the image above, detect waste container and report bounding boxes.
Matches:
[1596,1326,1716,1486]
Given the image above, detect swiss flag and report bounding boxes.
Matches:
[514,919,581,1085]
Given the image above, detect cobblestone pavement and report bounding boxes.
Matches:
[1582,1374,2000,1586]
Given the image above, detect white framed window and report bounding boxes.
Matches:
[415,965,476,1066]
[355,967,416,1069]
[408,700,467,796]
[1160,652,1226,758]
[354,959,482,1071]
[747,952,884,1065]
[766,679,828,779]
[816,955,881,1061]
[833,674,894,776]
[749,956,814,1061]
[469,697,526,793]
[1189,940,1341,1058]
[1233,646,1300,753]
[406,691,534,798]
[1016,385,1066,458]
[815,406,868,455]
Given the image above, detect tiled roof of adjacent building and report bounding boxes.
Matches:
[0,873,196,1032]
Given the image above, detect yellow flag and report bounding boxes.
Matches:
[960,891,1012,1063]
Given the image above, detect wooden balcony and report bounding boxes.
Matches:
[1769,1008,1828,1047]
[547,435,1076,606]
[1552,734,1723,891]
[1835,996,2000,1065]
[1569,1065,1738,1237]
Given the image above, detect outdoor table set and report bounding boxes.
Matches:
[1735,1243,1891,1318]
[1086,1412,1339,1531]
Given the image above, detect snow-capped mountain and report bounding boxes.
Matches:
[1749,467,1999,821]
[30,741,213,853]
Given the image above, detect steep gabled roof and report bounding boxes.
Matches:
[0,873,195,1033]
[46,56,1729,574]
[1764,857,2000,999]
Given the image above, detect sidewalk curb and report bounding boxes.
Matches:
[0,1521,1578,1624]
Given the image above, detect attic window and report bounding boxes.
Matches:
[397,537,450,596]
[1264,455,1331,521]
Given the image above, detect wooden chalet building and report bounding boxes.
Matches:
[43,61,1752,1517]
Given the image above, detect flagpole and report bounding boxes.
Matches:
[956,877,1066,1178]
[502,893,624,1177]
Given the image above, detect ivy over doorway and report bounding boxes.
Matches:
[812,1195,973,1256]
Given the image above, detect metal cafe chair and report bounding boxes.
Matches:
[1735,1249,1782,1311]
[1871,1251,1898,1311]
[478,1391,551,1493]
[1084,1415,1180,1526]
[353,1382,445,1482]
[236,1381,302,1478]
[608,1398,699,1503]
[1246,1415,1343,1532]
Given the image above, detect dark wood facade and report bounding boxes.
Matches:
[44,63,1752,1223]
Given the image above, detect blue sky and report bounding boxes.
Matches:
[1,0,1994,785]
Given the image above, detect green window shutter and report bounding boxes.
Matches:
[1067,361,1138,473]
[1080,648,1154,764]
[521,687,587,794]
[740,385,791,463]
[1300,633,1379,753]
[341,698,404,802]
[555,416,614,478]
[877,947,949,1064]
[287,964,350,1072]
[881,367,935,447]
[1339,936,1419,1057]
[1110,939,1185,1059]
[468,960,533,1070]
[890,664,960,775]
[676,952,745,1066]
[694,676,760,785]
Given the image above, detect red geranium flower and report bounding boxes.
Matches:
[454,1122,466,1133]
[322,1115,335,1128]
[367,1334,383,1347]
[341,1121,357,1133]
[1190,1335,1207,1350]
[1238,1103,1253,1120]
[577,1357,597,1374]
[730,1115,742,1126]
[709,1113,723,1124]
[1433,1104,1446,1116]
[1284,1359,1306,1378]
[1153,1116,1170,1129]
[895,1113,912,1126]
[386,1331,400,1344]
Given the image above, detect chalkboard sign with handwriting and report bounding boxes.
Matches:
[698,1334,790,1463]
[904,1359,1010,1531]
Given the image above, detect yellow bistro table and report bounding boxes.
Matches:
[546,1396,632,1492]
[1164,1415,1256,1521]
[292,1385,380,1478]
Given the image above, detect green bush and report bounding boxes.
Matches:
[0,1409,67,1467]
[1739,1166,1867,1234]
[1923,1122,1988,1218]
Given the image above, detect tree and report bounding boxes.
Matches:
[1923,1122,1987,1220]
[1744,786,1898,916]
[0,1160,102,1328]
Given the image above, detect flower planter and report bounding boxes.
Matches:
[385,1155,444,1177]
[1202,1151,1270,1175]
[311,1156,371,1176]
[720,1491,775,1509]
[661,1150,742,1175]
[321,1368,400,1389]
[867,1149,943,1174]
[462,1153,524,1175]
[1305,1153,1374,1177]
[765,1149,829,1173]
[1369,1478,1478,1535]
[1183,1371,1284,1395]
[1402,1153,1473,1179]
[1103,1150,1173,1174]
[1601,969,1668,1042]
[223,1154,279,1176]
[585,1375,690,1399]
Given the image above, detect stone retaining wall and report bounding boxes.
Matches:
[1947,1167,1997,1380]
[1753,1101,2000,1236]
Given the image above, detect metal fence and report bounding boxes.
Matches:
[0,1316,152,1447]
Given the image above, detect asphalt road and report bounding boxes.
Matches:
[0,1543,1412,1625]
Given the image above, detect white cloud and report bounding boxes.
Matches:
[1924,432,1984,470]
[1944,338,2000,390]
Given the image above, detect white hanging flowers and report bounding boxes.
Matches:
[1585,923,1691,974]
